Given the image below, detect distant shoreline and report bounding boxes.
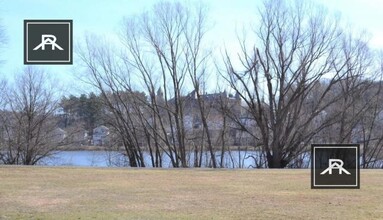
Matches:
[58,145,109,151]
[57,145,261,152]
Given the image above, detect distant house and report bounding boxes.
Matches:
[183,115,194,130]
[92,125,110,146]
[72,129,90,146]
[51,128,66,143]
[54,107,66,116]
[166,90,243,145]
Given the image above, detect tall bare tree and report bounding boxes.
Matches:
[0,67,63,165]
[323,33,376,142]
[77,36,147,167]
[119,1,212,167]
[220,0,371,168]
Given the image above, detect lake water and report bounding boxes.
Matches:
[37,150,383,168]
[39,150,283,168]
[41,151,117,167]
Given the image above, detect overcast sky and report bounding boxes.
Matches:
[0,0,382,94]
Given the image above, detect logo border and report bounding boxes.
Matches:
[311,144,360,189]
[24,19,73,65]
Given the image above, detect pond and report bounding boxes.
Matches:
[38,150,288,168]
[37,150,383,168]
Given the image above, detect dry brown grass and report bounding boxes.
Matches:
[0,167,382,219]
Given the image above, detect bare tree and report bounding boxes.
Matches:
[0,67,63,165]
[79,2,214,168]
[358,83,383,168]
[0,21,7,112]
[0,80,7,153]
[77,36,147,167]
[322,33,375,143]
[119,1,212,167]
[220,0,369,168]
[357,55,383,168]
[182,4,218,167]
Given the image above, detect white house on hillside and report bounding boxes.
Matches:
[92,125,110,146]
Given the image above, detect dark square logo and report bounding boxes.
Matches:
[24,20,73,64]
[311,144,360,189]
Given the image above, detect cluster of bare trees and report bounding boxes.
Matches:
[1,0,382,168]
[75,0,383,168]
[78,1,212,167]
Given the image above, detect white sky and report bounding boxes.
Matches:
[0,0,382,94]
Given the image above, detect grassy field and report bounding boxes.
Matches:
[0,167,382,219]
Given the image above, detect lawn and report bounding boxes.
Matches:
[0,167,382,219]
